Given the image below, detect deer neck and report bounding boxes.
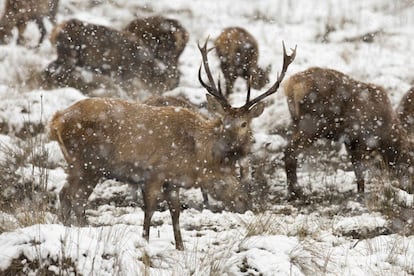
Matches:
[192,118,226,167]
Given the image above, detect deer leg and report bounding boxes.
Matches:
[201,187,209,209]
[221,64,237,96]
[16,21,27,45]
[59,184,73,225]
[164,183,184,250]
[345,142,365,193]
[34,17,47,45]
[60,167,98,226]
[284,130,315,200]
[141,182,159,242]
[284,139,300,199]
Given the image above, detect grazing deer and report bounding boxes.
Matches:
[48,40,296,250]
[0,0,59,45]
[45,19,178,93]
[397,87,414,136]
[284,67,413,199]
[124,16,189,68]
[214,27,271,96]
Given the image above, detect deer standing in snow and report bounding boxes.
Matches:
[0,0,59,45]
[49,40,296,250]
[214,27,271,96]
[45,19,178,93]
[283,67,413,199]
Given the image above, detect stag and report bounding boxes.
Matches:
[284,67,413,199]
[397,87,414,136]
[143,95,241,209]
[0,0,59,45]
[48,40,296,250]
[144,95,217,208]
[214,27,271,96]
[45,19,178,93]
[124,16,189,68]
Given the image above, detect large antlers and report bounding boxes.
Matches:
[198,39,296,110]
[198,39,231,109]
[243,42,296,110]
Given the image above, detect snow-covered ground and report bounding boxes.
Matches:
[0,0,414,275]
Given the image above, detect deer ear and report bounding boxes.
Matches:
[206,94,226,116]
[249,102,265,118]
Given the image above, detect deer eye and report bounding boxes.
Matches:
[241,122,248,128]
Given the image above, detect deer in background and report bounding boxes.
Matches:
[283,67,413,199]
[48,40,296,250]
[214,27,271,96]
[124,16,189,70]
[45,19,179,93]
[397,87,414,136]
[0,0,59,45]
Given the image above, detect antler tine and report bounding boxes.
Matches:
[217,76,224,96]
[245,75,252,105]
[198,38,229,107]
[244,41,297,110]
[198,66,215,95]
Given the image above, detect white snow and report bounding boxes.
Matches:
[0,0,413,275]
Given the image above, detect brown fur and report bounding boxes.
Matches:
[143,95,197,111]
[45,19,179,93]
[143,95,248,208]
[0,0,59,45]
[397,87,414,136]
[49,95,266,250]
[284,67,413,198]
[124,16,189,67]
[214,27,271,95]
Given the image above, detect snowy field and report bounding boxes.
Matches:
[0,0,414,275]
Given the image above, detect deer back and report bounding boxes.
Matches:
[284,67,400,142]
[124,16,189,66]
[49,19,179,92]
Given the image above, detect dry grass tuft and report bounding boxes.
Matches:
[2,253,77,276]
[0,130,57,232]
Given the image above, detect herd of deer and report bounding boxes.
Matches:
[1,0,413,250]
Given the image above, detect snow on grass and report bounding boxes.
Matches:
[0,0,413,274]
[0,87,85,134]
